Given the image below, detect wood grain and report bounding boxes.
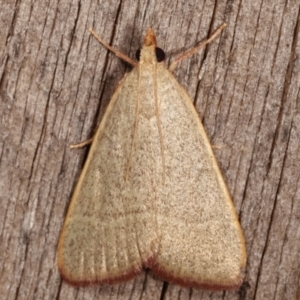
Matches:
[1,0,300,299]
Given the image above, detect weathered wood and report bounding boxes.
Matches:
[1,0,299,299]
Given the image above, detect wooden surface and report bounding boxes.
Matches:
[1,1,299,299]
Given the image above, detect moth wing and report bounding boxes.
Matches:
[57,69,158,285]
[150,67,246,290]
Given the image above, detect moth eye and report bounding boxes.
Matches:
[135,49,141,61]
[155,47,165,62]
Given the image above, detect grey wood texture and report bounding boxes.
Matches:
[1,0,299,299]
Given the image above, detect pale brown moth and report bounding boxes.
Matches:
[57,24,246,290]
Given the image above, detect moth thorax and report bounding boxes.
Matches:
[139,46,158,64]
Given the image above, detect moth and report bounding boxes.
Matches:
[57,24,246,290]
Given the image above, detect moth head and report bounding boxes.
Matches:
[136,28,165,63]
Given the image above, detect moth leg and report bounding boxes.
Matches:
[70,137,94,149]
[211,144,222,150]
